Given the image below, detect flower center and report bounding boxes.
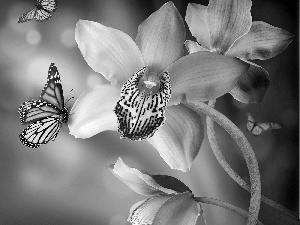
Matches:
[138,71,160,94]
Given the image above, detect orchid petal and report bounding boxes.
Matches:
[128,195,171,225]
[167,51,249,105]
[148,104,204,172]
[185,3,211,50]
[185,40,210,54]
[195,205,207,225]
[151,175,192,193]
[230,62,270,103]
[114,67,171,141]
[109,158,177,196]
[136,1,185,73]
[207,0,252,54]
[227,21,294,60]
[75,20,145,88]
[68,85,119,139]
[152,192,200,225]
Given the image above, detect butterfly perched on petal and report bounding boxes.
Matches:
[246,112,281,136]
[18,0,58,23]
[18,63,70,148]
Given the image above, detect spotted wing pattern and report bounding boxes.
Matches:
[114,67,171,141]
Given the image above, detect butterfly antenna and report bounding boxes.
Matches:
[65,89,74,104]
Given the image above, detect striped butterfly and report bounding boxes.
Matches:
[18,63,71,148]
[246,112,281,136]
[18,0,58,23]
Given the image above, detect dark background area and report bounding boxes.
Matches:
[0,0,298,224]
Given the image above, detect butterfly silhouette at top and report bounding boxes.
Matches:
[18,63,71,148]
[246,112,281,136]
[18,0,58,23]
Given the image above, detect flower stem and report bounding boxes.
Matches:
[185,100,261,225]
[194,197,264,225]
[205,101,299,220]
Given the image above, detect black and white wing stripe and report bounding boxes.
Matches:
[39,0,58,12]
[40,63,64,110]
[19,116,62,148]
[18,8,37,23]
[18,99,60,124]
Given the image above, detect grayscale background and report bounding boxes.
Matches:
[0,0,298,224]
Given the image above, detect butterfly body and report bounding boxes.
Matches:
[246,113,281,136]
[18,0,58,23]
[18,63,70,148]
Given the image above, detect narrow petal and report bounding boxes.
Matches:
[207,0,252,54]
[148,104,204,172]
[227,21,294,60]
[185,3,211,50]
[167,51,249,105]
[185,40,210,54]
[114,67,171,141]
[75,20,145,88]
[128,195,171,225]
[136,2,185,73]
[68,85,119,138]
[108,158,177,196]
[230,62,270,103]
[151,175,192,193]
[152,192,200,225]
[195,205,207,225]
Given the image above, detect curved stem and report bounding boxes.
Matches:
[205,103,299,220]
[185,100,261,225]
[195,197,264,225]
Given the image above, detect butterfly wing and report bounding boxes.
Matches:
[19,115,62,148]
[34,9,52,22]
[18,8,37,23]
[18,99,60,125]
[246,113,255,132]
[258,122,281,132]
[40,63,65,110]
[250,125,263,136]
[39,0,58,12]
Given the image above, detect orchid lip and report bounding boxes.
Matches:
[114,66,171,141]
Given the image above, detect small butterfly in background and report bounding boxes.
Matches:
[18,0,58,23]
[246,112,281,136]
[18,63,72,148]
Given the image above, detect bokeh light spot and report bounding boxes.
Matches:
[26,29,41,45]
[61,28,76,48]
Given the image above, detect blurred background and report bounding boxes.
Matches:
[0,0,298,224]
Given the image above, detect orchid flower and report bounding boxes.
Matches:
[108,158,207,225]
[69,2,249,171]
[185,0,294,103]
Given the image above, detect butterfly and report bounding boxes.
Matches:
[246,112,281,136]
[18,63,71,148]
[18,0,58,23]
